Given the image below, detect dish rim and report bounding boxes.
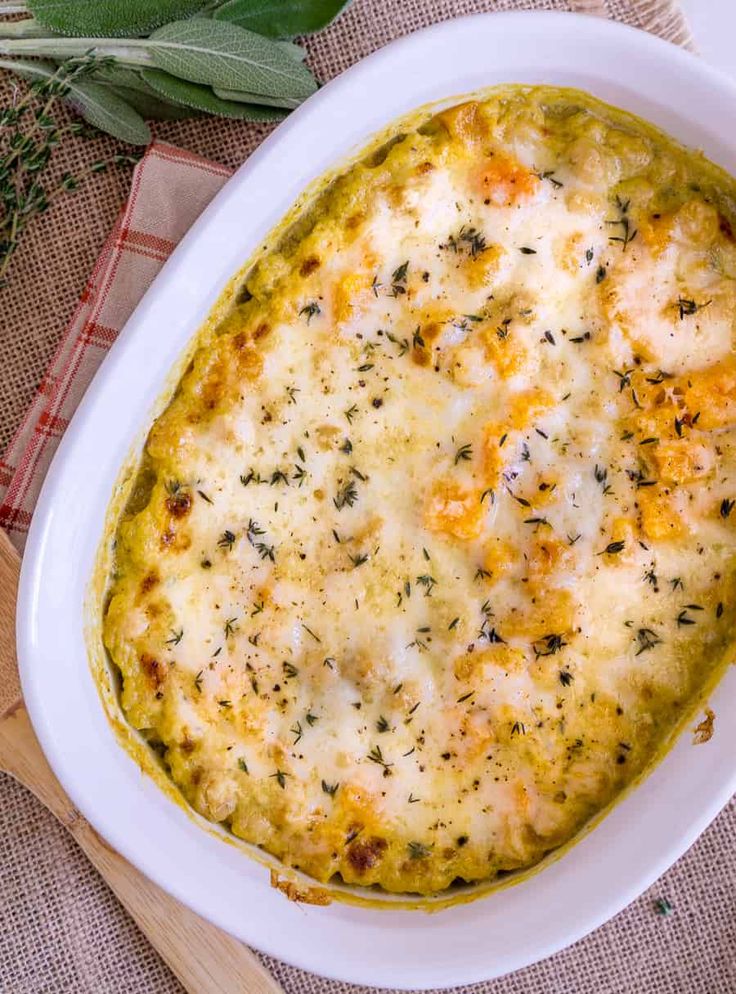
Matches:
[16,10,736,989]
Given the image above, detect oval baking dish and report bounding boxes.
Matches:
[17,12,736,989]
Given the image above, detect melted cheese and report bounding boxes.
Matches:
[103,86,736,896]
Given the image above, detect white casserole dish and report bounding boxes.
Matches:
[16,11,736,989]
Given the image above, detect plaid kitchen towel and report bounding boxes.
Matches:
[0,142,231,550]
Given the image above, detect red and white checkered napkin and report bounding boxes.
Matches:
[0,142,232,552]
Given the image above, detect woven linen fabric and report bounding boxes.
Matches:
[3,1,730,993]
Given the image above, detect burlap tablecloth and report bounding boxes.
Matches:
[4,1,735,992]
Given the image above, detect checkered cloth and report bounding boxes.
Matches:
[0,143,230,550]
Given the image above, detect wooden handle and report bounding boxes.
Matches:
[0,531,283,994]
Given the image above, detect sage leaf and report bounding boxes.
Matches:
[141,68,286,121]
[91,65,197,116]
[4,58,151,142]
[213,87,300,110]
[108,84,198,120]
[64,79,152,143]
[148,18,317,98]
[27,0,209,38]
[213,0,351,39]
[276,40,307,62]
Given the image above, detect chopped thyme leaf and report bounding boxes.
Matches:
[613,368,633,392]
[480,488,495,504]
[290,721,303,744]
[519,246,537,255]
[720,498,734,518]
[286,385,300,404]
[676,609,697,627]
[165,628,183,646]
[302,624,321,643]
[416,574,437,596]
[654,897,674,917]
[299,301,321,323]
[255,542,276,562]
[305,712,318,726]
[218,529,236,551]
[677,297,711,320]
[334,480,358,509]
[474,567,492,581]
[194,670,203,693]
[197,489,213,504]
[223,617,238,638]
[240,468,262,487]
[390,260,409,296]
[376,715,390,733]
[407,840,431,859]
[237,758,248,774]
[455,443,472,464]
[367,744,393,775]
[600,541,626,555]
[344,404,358,423]
[538,170,563,189]
[511,721,526,736]
[448,617,460,630]
[533,633,567,657]
[408,793,420,803]
[559,669,574,686]
[607,196,637,251]
[251,600,264,616]
[271,769,289,789]
[283,661,298,678]
[218,699,232,709]
[596,265,607,284]
[457,691,474,703]
[349,552,369,568]
[636,627,662,655]
[322,779,339,796]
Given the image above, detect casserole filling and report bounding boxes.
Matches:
[103,86,736,895]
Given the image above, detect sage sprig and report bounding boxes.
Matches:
[0,0,351,285]
[0,0,351,138]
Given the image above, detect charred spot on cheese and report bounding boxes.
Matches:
[102,85,736,898]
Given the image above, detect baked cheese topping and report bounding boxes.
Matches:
[103,87,736,896]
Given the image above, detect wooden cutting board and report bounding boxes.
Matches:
[0,529,283,994]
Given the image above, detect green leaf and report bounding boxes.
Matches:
[27,0,210,38]
[213,87,299,109]
[276,40,307,62]
[90,65,198,117]
[2,58,151,142]
[141,68,286,121]
[63,78,152,143]
[212,0,351,39]
[108,84,198,119]
[147,18,317,98]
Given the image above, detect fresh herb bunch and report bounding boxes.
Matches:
[0,1,351,135]
[0,0,350,284]
[0,54,143,285]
